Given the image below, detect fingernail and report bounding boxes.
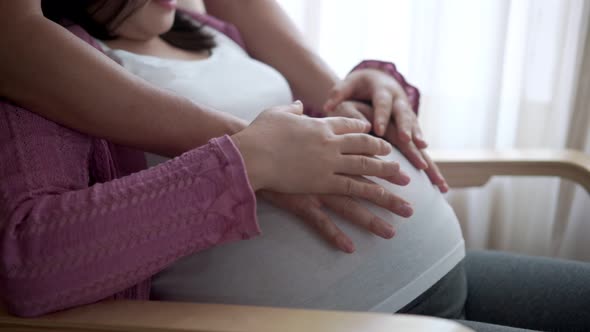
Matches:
[337,236,355,253]
[399,203,413,217]
[419,158,428,169]
[381,224,396,238]
[378,123,386,135]
[293,100,303,106]
[400,172,411,185]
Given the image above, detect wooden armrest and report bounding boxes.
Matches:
[430,149,590,193]
[0,300,472,332]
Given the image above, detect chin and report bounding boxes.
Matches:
[114,1,177,40]
[136,13,174,37]
[154,19,175,35]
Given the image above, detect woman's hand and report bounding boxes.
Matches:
[324,69,424,142]
[323,70,449,192]
[231,101,414,211]
[261,191,399,254]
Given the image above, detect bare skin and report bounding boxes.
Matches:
[0,0,244,157]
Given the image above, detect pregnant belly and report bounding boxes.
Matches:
[151,147,465,312]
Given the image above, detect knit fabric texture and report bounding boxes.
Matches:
[0,21,259,316]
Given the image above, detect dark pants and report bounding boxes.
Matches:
[398,250,590,331]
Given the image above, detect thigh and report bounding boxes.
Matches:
[464,250,590,331]
[397,261,467,319]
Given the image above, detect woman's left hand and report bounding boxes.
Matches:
[324,69,424,140]
[260,190,397,254]
[325,97,448,193]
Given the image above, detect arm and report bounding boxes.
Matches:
[0,102,259,317]
[0,0,246,157]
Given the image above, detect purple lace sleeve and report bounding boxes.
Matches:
[0,103,259,317]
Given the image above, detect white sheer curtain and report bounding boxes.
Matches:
[277,0,590,260]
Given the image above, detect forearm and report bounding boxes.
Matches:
[204,0,339,111]
[0,8,245,157]
[0,104,259,315]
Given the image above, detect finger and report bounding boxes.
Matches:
[338,134,391,156]
[421,150,449,193]
[323,78,363,113]
[385,124,428,170]
[260,191,322,210]
[372,88,393,137]
[336,155,410,180]
[335,102,371,125]
[262,192,355,253]
[282,100,304,115]
[301,206,356,253]
[337,156,410,186]
[413,125,428,149]
[323,82,356,113]
[352,101,375,124]
[391,98,414,144]
[321,195,395,239]
[325,117,371,134]
[380,164,412,186]
[332,176,413,217]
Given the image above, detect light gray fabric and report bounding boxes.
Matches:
[399,250,590,332]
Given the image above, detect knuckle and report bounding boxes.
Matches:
[378,161,391,175]
[379,140,390,153]
[388,195,403,208]
[375,98,390,110]
[373,185,387,202]
[293,199,311,212]
[344,178,356,195]
[347,119,362,131]
[300,209,317,221]
[316,216,332,230]
[395,97,409,108]
[360,156,369,171]
[318,219,338,238]
[318,132,335,147]
[341,196,357,209]
[389,161,400,172]
[359,134,372,147]
[368,216,382,232]
[344,119,356,130]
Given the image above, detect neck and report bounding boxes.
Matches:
[104,35,166,56]
[103,34,212,61]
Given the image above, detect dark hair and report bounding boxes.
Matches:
[41,0,215,52]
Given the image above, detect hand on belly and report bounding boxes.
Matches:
[151,145,463,312]
[257,140,427,253]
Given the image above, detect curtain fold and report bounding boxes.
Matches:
[278,0,590,260]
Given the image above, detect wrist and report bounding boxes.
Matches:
[227,118,248,135]
[230,132,264,192]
